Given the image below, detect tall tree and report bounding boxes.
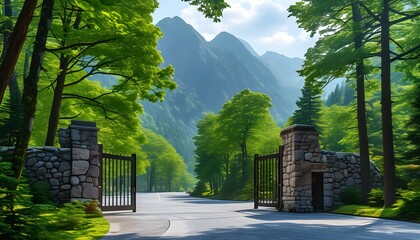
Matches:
[371,0,418,206]
[43,0,176,146]
[289,0,378,203]
[0,0,38,103]
[141,129,193,192]
[194,113,226,193]
[351,0,371,203]
[217,89,272,184]
[12,0,54,179]
[0,0,23,146]
[288,83,322,129]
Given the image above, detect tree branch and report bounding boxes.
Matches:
[391,45,420,62]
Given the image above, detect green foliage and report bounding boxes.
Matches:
[405,83,420,165]
[181,0,230,22]
[192,90,281,198]
[0,162,49,240]
[325,82,355,107]
[190,181,210,197]
[340,186,363,205]
[29,181,55,205]
[396,192,420,221]
[288,83,322,130]
[368,188,384,206]
[141,129,194,192]
[0,78,24,146]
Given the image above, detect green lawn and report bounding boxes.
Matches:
[332,202,420,223]
[48,216,109,240]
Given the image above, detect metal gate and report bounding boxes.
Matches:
[99,144,136,212]
[254,146,283,210]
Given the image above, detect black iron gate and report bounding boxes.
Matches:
[99,144,136,212]
[254,146,283,210]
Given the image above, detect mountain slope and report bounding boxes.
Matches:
[142,17,304,171]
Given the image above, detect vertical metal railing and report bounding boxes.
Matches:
[254,146,283,210]
[99,144,136,212]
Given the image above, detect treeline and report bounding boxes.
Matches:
[192,89,281,199]
[192,0,419,206]
[0,1,230,238]
[288,0,418,206]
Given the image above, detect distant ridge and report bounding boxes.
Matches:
[142,16,304,171]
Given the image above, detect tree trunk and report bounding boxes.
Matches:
[224,153,230,183]
[148,164,155,192]
[240,140,248,183]
[45,55,69,146]
[351,0,371,203]
[381,0,396,207]
[0,0,39,103]
[12,0,54,179]
[168,166,172,192]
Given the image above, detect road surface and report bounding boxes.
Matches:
[102,192,420,239]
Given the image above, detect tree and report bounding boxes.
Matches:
[181,0,229,22]
[0,0,38,103]
[194,113,226,193]
[217,89,272,184]
[141,129,193,192]
[12,0,54,179]
[289,0,375,203]
[43,0,176,146]
[375,0,418,206]
[288,83,322,129]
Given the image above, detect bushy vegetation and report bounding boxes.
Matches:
[191,90,281,199]
[0,161,108,240]
[341,186,363,205]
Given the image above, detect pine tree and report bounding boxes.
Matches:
[405,84,420,165]
[289,83,322,130]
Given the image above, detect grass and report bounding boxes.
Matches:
[332,201,420,223]
[42,202,110,240]
[48,216,109,240]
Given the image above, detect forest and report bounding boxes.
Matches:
[0,0,227,239]
[0,0,419,238]
[190,0,419,219]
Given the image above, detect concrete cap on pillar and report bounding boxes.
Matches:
[281,124,318,136]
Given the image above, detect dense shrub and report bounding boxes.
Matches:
[84,200,103,218]
[368,188,384,206]
[396,190,420,221]
[0,162,49,240]
[340,186,363,205]
[190,181,209,196]
[30,181,55,205]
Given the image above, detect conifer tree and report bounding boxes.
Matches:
[289,83,322,130]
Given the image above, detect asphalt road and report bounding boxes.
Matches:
[102,192,420,240]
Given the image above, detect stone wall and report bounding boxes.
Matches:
[25,147,72,202]
[0,120,100,203]
[281,124,325,212]
[280,124,382,212]
[322,151,382,207]
[60,121,100,202]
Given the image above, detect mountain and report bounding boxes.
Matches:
[142,17,304,171]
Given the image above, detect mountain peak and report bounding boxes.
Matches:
[210,31,256,60]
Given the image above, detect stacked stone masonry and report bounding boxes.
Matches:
[0,120,100,203]
[280,124,382,212]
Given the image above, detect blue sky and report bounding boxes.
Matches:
[153,0,318,58]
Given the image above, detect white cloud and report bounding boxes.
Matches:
[261,32,295,45]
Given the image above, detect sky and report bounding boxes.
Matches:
[152,0,318,59]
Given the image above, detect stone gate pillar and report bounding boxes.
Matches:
[60,120,100,201]
[280,124,327,212]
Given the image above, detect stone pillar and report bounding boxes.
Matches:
[67,120,100,201]
[280,124,326,212]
